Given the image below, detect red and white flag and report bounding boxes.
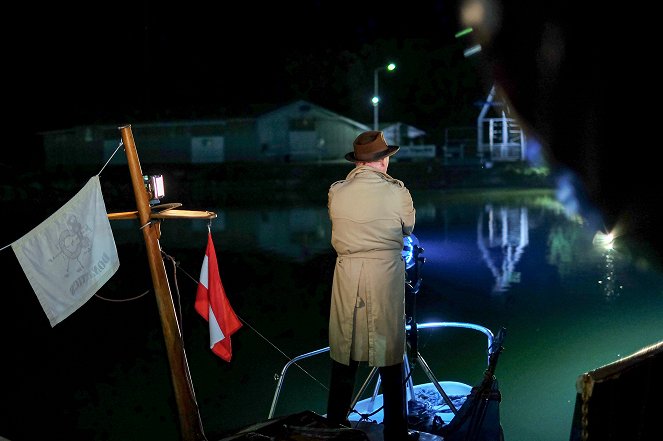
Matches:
[195,232,242,361]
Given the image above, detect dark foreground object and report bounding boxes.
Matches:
[570,340,663,441]
[218,410,441,441]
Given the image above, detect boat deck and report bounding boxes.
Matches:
[218,410,445,440]
[354,421,443,440]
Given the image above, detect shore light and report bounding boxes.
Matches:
[372,62,396,130]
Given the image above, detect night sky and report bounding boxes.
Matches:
[6,1,485,165]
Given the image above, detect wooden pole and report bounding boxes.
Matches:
[118,125,207,441]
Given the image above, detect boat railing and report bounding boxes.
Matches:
[412,322,494,366]
[268,321,494,419]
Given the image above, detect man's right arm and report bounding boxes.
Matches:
[400,188,416,236]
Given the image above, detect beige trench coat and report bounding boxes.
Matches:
[327,166,416,367]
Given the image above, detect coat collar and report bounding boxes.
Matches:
[346,165,392,180]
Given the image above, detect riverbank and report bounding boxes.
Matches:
[182,161,553,207]
[1,160,553,216]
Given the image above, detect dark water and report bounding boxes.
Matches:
[2,188,662,441]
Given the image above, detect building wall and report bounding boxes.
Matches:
[41,100,406,169]
[315,118,367,160]
[222,119,260,162]
[256,100,370,162]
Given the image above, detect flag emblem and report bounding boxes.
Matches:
[11,176,119,326]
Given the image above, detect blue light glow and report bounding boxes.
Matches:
[402,233,420,269]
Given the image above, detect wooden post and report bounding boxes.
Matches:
[118,125,207,440]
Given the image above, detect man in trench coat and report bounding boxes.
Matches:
[326,130,417,441]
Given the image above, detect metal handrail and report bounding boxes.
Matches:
[411,322,494,366]
[268,346,330,419]
[268,321,494,419]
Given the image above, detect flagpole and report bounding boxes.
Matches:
[117,125,208,441]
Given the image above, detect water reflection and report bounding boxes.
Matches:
[547,224,581,277]
[253,208,330,260]
[113,208,332,262]
[592,231,621,300]
[477,205,529,293]
[110,190,633,305]
[94,189,663,441]
[599,248,618,299]
[115,191,600,297]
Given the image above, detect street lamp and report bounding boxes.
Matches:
[372,62,396,130]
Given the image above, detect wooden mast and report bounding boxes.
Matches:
[114,124,211,440]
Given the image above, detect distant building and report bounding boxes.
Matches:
[256,100,369,163]
[381,122,436,161]
[41,100,379,169]
[476,85,527,164]
[440,85,527,167]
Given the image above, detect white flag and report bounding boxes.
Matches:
[11,175,120,327]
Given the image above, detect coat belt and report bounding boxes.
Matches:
[336,250,402,259]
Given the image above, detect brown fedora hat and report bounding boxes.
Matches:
[345,130,400,163]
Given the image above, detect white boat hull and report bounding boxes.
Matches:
[348,380,472,426]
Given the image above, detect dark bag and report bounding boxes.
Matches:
[438,327,506,441]
[438,378,504,441]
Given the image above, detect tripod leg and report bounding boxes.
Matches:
[416,352,458,414]
[349,366,380,414]
[404,353,415,403]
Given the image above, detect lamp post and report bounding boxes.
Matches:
[372,62,396,131]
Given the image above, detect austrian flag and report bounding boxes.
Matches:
[195,233,242,361]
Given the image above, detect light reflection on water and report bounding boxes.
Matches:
[112,189,663,441]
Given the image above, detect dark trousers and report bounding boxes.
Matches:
[327,359,408,440]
